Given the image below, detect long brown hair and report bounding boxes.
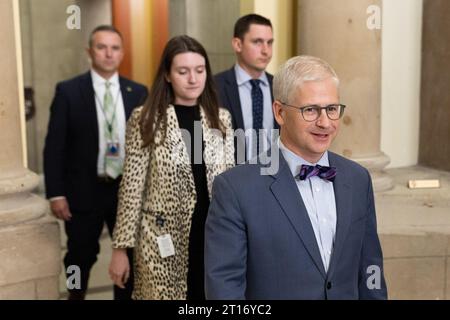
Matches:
[140,35,225,147]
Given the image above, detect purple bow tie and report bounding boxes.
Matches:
[297,164,337,182]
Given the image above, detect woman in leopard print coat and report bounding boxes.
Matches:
[109,36,234,299]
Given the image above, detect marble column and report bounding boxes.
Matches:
[297,0,393,191]
[0,0,60,299]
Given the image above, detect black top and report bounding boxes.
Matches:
[174,104,209,300]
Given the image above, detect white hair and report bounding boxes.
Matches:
[273,55,339,104]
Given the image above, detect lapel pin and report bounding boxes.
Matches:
[126,86,132,92]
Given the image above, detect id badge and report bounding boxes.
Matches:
[106,142,120,158]
[157,234,175,258]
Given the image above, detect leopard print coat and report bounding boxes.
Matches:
[112,104,234,300]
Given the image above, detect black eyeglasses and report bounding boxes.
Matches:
[279,102,346,122]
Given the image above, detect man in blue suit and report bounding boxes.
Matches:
[215,14,278,163]
[43,25,147,300]
[205,55,387,299]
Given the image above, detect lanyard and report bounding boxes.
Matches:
[94,85,121,137]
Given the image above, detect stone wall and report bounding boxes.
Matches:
[419,0,450,171]
[169,0,240,74]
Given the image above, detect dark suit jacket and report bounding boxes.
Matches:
[43,71,148,212]
[215,67,279,162]
[215,66,277,131]
[205,148,388,299]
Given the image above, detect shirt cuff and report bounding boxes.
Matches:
[49,196,66,202]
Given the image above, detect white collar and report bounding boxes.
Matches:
[234,63,269,86]
[91,69,119,87]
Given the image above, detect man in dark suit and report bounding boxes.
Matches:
[215,14,278,163]
[205,55,387,299]
[43,25,148,300]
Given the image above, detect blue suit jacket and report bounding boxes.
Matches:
[205,149,387,299]
[43,72,148,212]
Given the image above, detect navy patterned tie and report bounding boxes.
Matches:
[250,79,263,156]
[297,164,337,182]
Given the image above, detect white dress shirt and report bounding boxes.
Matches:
[235,64,274,160]
[91,69,126,176]
[279,139,337,272]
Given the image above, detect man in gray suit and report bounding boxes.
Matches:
[205,55,387,299]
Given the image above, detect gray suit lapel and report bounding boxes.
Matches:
[269,154,327,278]
[326,152,352,278]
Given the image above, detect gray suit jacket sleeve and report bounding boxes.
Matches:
[358,172,388,299]
[205,174,247,300]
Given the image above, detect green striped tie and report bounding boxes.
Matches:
[104,81,122,178]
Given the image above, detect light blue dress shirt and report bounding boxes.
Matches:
[235,64,274,160]
[279,139,337,272]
